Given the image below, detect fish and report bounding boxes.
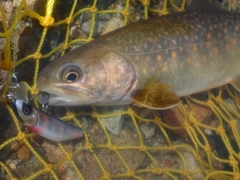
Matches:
[37,0,240,110]
[11,99,83,141]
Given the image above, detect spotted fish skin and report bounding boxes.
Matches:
[100,11,240,95]
[37,10,240,107]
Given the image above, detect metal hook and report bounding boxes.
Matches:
[7,73,29,103]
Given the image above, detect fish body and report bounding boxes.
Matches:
[37,2,240,109]
[11,99,83,141]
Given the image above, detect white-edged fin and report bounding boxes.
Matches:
[230,77,240,92]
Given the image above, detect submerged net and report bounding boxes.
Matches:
[1,0,240,179]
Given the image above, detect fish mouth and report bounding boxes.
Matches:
[37,86,96,106]
[37,92,79,106]
[37,82,95,106]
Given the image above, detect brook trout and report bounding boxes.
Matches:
[37,0,240,109]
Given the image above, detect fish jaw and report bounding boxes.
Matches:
[37,86,94,106]
[37,45,138,106]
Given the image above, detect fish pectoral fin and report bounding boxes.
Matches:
[230,77,240,92]
[131,81,181,110]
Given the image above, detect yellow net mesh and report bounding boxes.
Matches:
[1,0,240,179]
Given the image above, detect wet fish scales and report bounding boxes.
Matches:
[37,8,240,109]
[103,12,240,94]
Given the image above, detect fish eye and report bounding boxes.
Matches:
[62,66,82,83]
[66,71,78,82]
[22,102,32,115]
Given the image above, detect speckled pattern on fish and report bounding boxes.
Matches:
[99,11,240,96]
[37,1,240,109]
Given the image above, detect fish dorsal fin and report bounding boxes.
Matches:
[189,0,223,11]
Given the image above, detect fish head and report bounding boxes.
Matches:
[37,44,137,106]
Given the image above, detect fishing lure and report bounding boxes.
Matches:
[11,99,83,142]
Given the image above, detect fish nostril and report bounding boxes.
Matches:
[44,72,52,79]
